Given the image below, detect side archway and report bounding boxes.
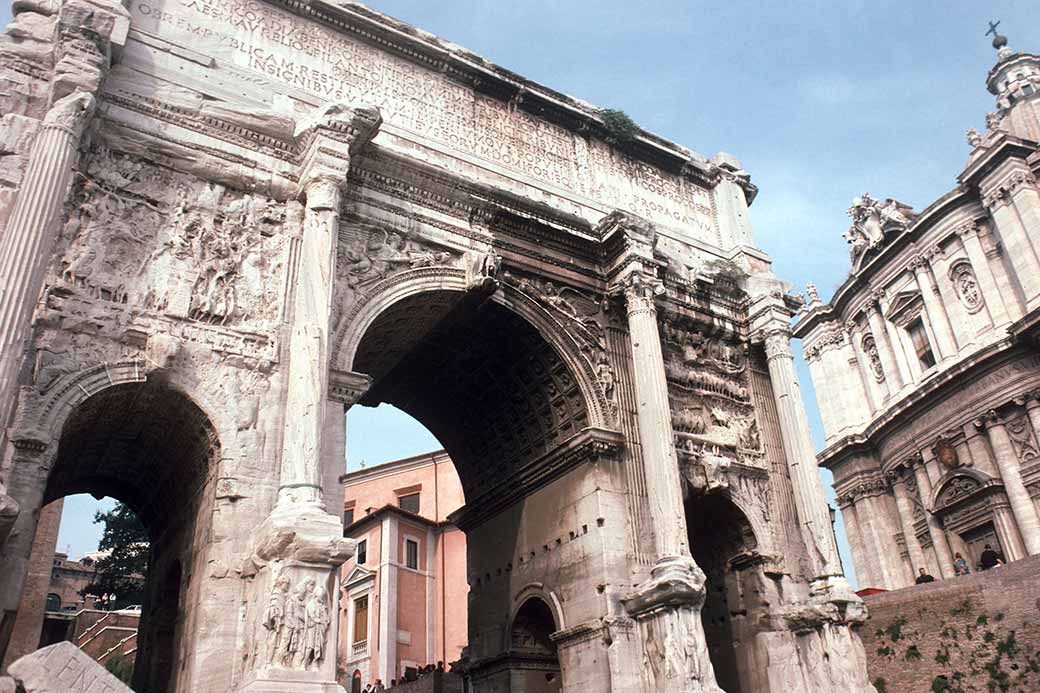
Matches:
[29,373,220,693]
[685,494,759,693]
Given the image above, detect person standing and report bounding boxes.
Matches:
[953,552,971,576]
[915,568,936,584]
[979,544,1004,570]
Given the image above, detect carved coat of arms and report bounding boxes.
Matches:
[934,437,960,469]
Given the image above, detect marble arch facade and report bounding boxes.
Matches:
[0,0,874,691]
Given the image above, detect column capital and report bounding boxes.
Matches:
[1022,390,1040,411]
[762,328,793,361]
[956,220,981,238]
[609,268,665,315]
[907,254,929,273]
[977,408,1008,430]
[295,102,382,200]
[41,91,96,138]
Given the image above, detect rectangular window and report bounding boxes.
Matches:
[353,596,368,644]
[405,538,419,570]
[399,493,420,515]
[357,539,367,565]
[908,318,936,369]
[343,509,354,527]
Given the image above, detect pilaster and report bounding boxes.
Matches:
[957,222,1011,328]
[909,458,955,578]
[864,297,904,396]
[978,410,1040,555]
[908,254,957,360]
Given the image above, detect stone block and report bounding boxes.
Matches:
[4,12,55,43]
[12,0,59,16]
[7,641,132,692]
[0,114,40,155]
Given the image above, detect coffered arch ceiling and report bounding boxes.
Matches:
[353,289,591,502]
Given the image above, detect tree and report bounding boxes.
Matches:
[82,502,149,609]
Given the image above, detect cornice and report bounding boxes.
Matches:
[958,133,1040,189]
[817,337,1027,470]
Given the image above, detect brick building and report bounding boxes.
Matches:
[338,451,468,688]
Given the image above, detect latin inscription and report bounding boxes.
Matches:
[129,0,717,237]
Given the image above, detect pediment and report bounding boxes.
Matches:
[885,290,924,324]
[344,566,376,588]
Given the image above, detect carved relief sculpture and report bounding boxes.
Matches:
[949,261,985,313]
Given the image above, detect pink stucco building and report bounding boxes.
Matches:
[337,450,468,688]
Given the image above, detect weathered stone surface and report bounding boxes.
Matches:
[0,1,878,691]
[8,641,132,692]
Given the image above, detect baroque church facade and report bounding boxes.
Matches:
[796,33,1040,590]
[0,0,876,691]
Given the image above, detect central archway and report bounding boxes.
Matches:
[43,377,219,693]
[352,289,593,504]
[344,282,609,689]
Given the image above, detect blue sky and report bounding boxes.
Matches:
[8,1,1037,586]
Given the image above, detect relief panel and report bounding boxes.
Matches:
[53,147,288,331]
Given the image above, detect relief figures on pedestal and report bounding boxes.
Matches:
[261,572,331,671]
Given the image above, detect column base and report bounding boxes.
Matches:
[239,669,344,693]
[622,556,723,693]
[621,555,706,614]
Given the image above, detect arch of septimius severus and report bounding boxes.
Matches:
[0,0,877,691]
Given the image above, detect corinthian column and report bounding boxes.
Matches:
[615,268,720,693]
[762,326,846,588]
[979,410,1040,555]
[0,93,94,429]
[243,103,380,693]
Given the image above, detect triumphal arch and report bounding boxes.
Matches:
[0,0,876,690]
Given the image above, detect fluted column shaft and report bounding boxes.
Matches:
[278,178,342,507]
[0,94,94,428]
[865,301,904,394]
[763,329,842,579]
[980,412,1040,554]
[910,259,957,359]
[911,461,955,577]
[890,474,928,575]
[622,278,688,559]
